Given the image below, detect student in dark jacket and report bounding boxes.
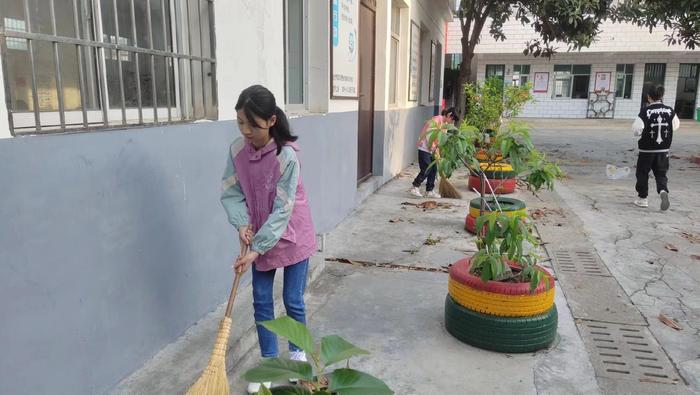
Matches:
[632,85,680,211]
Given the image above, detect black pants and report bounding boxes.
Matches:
[413,150,437,192]
[635,152,669,198]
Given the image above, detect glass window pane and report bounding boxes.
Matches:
[513,65,521,74]
[389,38,398,104]
[615,74,624,98]
[187,0,202,56]
[137,55,153,107]
[150,0,170,51]
[616,64,625,73]
[520,76,528,85]
[133,0,149,48]
[572,75,590,98]
[554,64,571,73]
[572,64,591,75]
[625,64,634,74]
[286,0,303,105]
[521,65,530,75]
[33,41,58,110]
[28,0,53,34]
[554,76,571,98]
[623,75,633,99]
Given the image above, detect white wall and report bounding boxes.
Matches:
[214,1,285,121]
[0,60,9,139]
[475,52,700,119]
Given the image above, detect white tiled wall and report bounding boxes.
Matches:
[474,52,700,119]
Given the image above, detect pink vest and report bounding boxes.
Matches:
[234,141,317,271]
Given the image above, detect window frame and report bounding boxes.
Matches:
[388,4,400,105]
[512,64,530,87]
[553,64,591,99]
[284,0,307,111]
[0,0,217,136]
[615,64,634,99]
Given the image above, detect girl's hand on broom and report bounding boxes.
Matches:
[238,225,253,250]
[234,250,259,273]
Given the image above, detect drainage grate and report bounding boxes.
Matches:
[551,250,610,276]
[578,321,682,384]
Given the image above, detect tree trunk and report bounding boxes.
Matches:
[456,48,475,118]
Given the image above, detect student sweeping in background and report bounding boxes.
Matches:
[410,107,458,198]
[221,85,317,393]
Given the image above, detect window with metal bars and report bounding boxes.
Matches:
[0,0,217,136]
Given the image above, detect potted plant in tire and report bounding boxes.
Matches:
[445,212,558,353]
[243,316,393,395]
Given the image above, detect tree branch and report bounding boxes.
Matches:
[468,0,496,53]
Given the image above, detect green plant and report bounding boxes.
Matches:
[472,212,547,292]
[243,316,393,395]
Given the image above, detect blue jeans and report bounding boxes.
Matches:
[252,259,309,357]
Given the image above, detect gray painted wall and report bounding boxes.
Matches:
[0,111,358,394]
[374,106,434,181]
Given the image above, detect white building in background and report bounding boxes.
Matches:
[0,1,452,394]
[445,17,700,120]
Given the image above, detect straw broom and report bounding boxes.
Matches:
[186,248,246,395]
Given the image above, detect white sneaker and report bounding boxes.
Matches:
[410,186,423,198]
[289,351,307,384]
[633,198,649,208]
[660,190,670,211]
[426,190,441,199]
[247,381,272,394]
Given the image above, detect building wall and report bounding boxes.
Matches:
[0,1,451,394]
[475,52,700,119]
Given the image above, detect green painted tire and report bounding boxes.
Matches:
[481,169,517,179]
[469,197,526,212]
[444,295,558,353]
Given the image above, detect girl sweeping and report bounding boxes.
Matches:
[221,85,317,393]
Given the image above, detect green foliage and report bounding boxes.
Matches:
[245,317,393,395]
[426,121,479,179]
[472,212,546,291]
[464,77,506,134]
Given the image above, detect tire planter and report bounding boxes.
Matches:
[448,257,555,317]
[445,295,558,353]
[468,175,517,194]
[468,197,526,219]
[478,162,517,179]
[475,150,503,162]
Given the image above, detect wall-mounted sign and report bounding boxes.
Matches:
[331,0,359,99]
[533,72,549,93]
[409,21,420,102]
[594,72,612,92]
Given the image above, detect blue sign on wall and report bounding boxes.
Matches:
[332,0,339,47]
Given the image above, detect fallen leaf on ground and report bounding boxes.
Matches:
[691,255,700,261]
[424,233,441,245]
[665,244,679,252]
[420,201,439,210]
[670,155,681,159]
[388,218,404,223]
[682,232,700,244]
[658,314,682,330]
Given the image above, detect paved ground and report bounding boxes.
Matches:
[529,118,700,392]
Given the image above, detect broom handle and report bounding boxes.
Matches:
[225,245,248,318]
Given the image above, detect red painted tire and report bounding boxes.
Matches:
[464,215,488,235]
[449,257,554,295]
[468,175,516,194]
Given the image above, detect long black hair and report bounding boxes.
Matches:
[235,85,297,154]
[441,106,459,124]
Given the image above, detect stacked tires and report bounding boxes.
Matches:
[465,197,526,234]
[445,257,558,353]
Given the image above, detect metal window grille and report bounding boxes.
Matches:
[0,0,217,136]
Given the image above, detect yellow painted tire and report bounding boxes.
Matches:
[479,162,513,172]
[448,276,555,317]
[469,206,526,219]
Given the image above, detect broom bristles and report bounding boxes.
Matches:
[439,177,462,199]
[187,317,232,395]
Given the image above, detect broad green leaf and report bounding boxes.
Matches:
[329,368,393,395]
[270,387,313,395]
[243,358,313,383]
[260,316,315,355]
[321,335,370,368]
[257,384,273,395]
